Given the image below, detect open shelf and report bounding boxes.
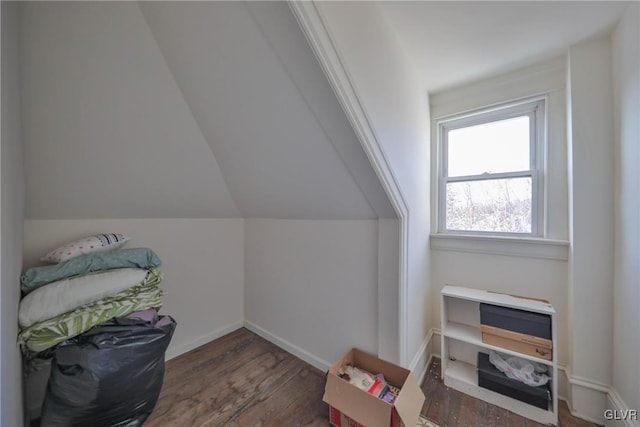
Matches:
[441,285,558,425]
[442,285,556,315]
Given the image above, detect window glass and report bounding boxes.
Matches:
[445,177,532,233]
[438,98,543,235]
[447,116,530,177]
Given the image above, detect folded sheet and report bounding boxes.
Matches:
[19,268,150,328]
[21,247,162,294]
[18,269,163,353]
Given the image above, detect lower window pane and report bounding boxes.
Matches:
[446,177,532,233]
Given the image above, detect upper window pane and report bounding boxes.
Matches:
[447,116,530,177]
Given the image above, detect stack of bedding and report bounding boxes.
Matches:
[18,235,164,355]
[20,234,177,425]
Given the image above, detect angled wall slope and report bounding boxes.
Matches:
[301,1,432,368]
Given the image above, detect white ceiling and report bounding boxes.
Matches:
[379,1,630,93]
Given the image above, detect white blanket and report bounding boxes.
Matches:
[19,268,148,327]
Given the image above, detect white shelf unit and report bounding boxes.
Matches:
[440,285,558,425]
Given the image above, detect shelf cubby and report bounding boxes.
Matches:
[441,285,558,425]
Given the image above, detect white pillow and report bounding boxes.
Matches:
[18,268,148,327]
[40,234,130,264]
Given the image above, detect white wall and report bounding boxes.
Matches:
[611,1,640,416]
[315,1,431,367]
[1,2,25,426]
[429,58,570,371]
[377,218,400,363]
[431,251,568,359]
[567,36,615,422]
[23,219,245,359]
[19,2,239,220]
[244,219,379,370]
[430,56,569,240]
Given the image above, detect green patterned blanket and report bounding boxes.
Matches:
[18,268,163,353]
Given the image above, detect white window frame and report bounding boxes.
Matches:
[437,97,546,237]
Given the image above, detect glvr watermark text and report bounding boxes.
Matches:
[604,409,638,421]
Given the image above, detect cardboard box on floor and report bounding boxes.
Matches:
[323,348,425,427]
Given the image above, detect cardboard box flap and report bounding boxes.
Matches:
[393,371,425,426]
[327,348,355,376]
[323,371,356,409]
[487,290,551,305]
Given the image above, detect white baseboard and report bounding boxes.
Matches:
[243,320,332,372]
[561,393,606,426]
[557,365,569,401]
[165,320,244,361]
[563,367,610,425]
[521,359,636,427]
[605,388,640,427]
[410,328,437,385]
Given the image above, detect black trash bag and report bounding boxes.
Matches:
[41,314,176,427]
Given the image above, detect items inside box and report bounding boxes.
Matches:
[338,364,400,403]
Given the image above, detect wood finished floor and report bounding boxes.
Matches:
[145,328,600,426]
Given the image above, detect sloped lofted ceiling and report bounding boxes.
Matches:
[19,1,395,220]
[379,1,628,93]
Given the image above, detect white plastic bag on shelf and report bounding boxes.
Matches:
[488,350,550,387]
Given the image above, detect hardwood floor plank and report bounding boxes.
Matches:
[505,411,529,427]
[161,328,258,386]
[143,331,600,427]
[213,355,305,425]
[424,375,450,424]
[457,392,488,426]
[484,403,510,427]
[230,365,328,426]
[443,389,463,427]
[420,360,441,417]
[147,340,305,426]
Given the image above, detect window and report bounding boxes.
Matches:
[437,98,545,236]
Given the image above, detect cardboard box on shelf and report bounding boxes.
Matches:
[482,333,552,361]
[479,302,553,361]
[323,348,425,427]
[480,324,553,360]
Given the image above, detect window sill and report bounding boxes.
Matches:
[430,233,569,260]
